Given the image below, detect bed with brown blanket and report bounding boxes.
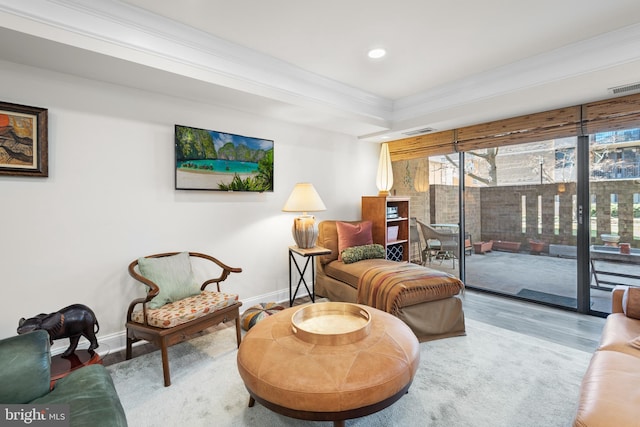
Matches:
[315,220,465,342]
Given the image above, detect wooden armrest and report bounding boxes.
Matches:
[126,252,242,323]
[126,297,148,322]
[191,252,242,291]
[126,257,163,326]
[127,259,160,298]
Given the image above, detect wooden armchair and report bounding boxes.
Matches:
[126,251,242,386]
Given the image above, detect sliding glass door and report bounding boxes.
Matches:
[400,152,461,278]
[461,139,579,308]
[424,153,461,277]
[414,129,640,313]
[588,128,640,314]
[391,93,640,315]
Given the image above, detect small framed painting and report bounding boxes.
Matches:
[0,102,48,177]
[175,124,274,192]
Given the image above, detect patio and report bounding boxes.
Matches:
[423,249,640,313]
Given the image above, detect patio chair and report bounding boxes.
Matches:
[409,217,423,264]
[464,233,473,256]
[417,220,459,268]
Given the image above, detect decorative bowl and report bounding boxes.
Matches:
[291,302,371,345]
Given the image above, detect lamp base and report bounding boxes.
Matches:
[377,190,390,196]
[292,215,317,249]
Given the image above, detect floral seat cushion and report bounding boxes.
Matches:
[131,290,239,328]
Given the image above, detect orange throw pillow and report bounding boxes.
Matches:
[336,221,374,261]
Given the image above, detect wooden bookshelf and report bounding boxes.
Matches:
[361,196,410,262]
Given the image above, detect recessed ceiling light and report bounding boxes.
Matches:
[367,48,386,59]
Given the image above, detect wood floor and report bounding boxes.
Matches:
[462,289,606,353]
[104,290,606,367]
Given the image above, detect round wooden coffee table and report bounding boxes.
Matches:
[236,303,420,427]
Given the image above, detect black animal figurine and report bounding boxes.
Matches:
[17,304,99,357]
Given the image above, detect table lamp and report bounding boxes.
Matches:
[282,183,327,248]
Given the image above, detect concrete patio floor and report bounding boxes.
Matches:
[422,249,640,313]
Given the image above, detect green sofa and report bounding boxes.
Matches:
[0,330,127,427]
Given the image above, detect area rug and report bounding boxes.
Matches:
[107,318,591,426]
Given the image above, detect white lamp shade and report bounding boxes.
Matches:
[282,183,326,213]
[376,143,393,196]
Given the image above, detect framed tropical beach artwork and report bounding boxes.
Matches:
[0,102,48,177]
[175,124,274,192]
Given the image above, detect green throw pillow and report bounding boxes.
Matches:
[138,252,201,309]
[341,244,386,264]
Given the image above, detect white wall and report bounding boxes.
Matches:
[0,60,379,349]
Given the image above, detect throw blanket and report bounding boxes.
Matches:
[357,263,464,315]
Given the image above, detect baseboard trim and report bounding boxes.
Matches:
[51,288,293,357]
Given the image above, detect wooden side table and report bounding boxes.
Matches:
[288,245,331,306]
[50,349,103,387]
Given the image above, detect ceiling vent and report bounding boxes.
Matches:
[608,82,640,95]
[402,127,436,136]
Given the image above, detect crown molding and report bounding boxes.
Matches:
[393,23,640,124]
[1,0,639,139]
[0,0,392,127]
